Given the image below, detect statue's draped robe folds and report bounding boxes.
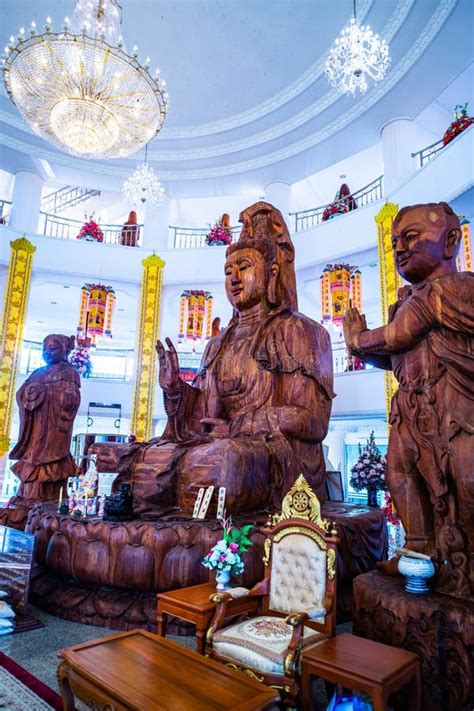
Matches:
[354,272,474,593]
[118,308,334,515]
[10,362,80,501]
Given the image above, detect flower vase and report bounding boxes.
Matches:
[366,486,379,507]
[215,569,231,591]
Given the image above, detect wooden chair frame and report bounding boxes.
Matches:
[205,475,339,707]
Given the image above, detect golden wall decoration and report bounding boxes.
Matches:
[375,203,402,425]
[130,253,166,442]
[0,238,36,455]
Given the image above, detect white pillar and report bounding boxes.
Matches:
[264,181,291,217]
[9,170,44,233]
[143,193,171,251]
[325,430,346,476]
[381,118,417,195]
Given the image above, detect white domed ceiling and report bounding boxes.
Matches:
[0,0,472,196]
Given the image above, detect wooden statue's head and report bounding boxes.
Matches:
[392,202,461,284]
[224,238,279,312]
[42,334,75,365]
[237,201,297,310]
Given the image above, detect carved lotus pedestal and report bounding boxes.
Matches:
[25,502,387,632]
[353,570,474,711]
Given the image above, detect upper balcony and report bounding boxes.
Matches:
[0,125,472,284]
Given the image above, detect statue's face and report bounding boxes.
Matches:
[224,248,267,311]
[391,208,450,283]
[43,337,66,365]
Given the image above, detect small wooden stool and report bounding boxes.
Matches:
[301,633,420,711]
[157,582,258,654]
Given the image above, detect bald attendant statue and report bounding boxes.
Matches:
[343,202,474,597]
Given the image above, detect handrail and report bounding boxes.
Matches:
[39,212,143,246]
[0,199,12,222]
[171,225,240,249]
[290,175,384,233]
[41,186,101,214]
[411,138,444,168]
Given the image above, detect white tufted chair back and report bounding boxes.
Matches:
[268,532,327,615]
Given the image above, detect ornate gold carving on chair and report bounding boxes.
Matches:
[272,474,332,532]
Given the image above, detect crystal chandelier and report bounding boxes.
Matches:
[2,0,168,159]
[325,0,390,96]
[122,143,164,207]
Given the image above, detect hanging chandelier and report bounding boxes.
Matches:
[325,0,390,96]
[2,0,168,159]
[122,143,164,207]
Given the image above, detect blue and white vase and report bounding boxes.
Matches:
[398,555,435,594]
[215,569,231,591]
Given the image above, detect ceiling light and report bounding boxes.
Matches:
[122,142,164,207]
[325,0,390,96]
[3,0,168,159]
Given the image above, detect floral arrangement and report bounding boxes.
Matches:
[442,103,474,146]
[322,199,349,222]
[350,431,387,492]
[205,220,232,246]
[202,512,253,577]
[381,491,400,526]
[77,214,104,243]
[68,348,93,378]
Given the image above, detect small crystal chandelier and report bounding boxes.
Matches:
[2,0,168,159]
[122,143,164,207]
[325,0,390,96]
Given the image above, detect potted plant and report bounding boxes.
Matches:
[77,214,105,243]
[442,103,474,146]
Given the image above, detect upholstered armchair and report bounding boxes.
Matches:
[206,475,339,706]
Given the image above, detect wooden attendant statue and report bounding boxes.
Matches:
[9,334,80,504]
[343,202,474,597]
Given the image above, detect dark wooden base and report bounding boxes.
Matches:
[26,502,387,632]
[353,570,474,711]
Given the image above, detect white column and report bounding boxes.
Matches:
[143,193,171,251]
[9,170,44,233]
[264,181,291,217]
[380,118,417,195]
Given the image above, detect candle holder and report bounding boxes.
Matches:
[58,501,69,516]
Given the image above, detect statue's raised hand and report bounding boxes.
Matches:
[156,338,181,395]
[343,307,367,354]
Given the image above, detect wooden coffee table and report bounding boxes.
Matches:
[58,629,279,710]
[157,582,259,654]
[301,633,420,711]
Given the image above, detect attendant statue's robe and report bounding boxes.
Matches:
[353,272,474,595]
[10,362,81,502]
[116,308,334,516]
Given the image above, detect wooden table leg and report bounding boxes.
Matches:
[371,685,386,711]
[300,663,312,711]
[157,609,167,638]
[57,661,76,711]
[196,625,206,655]
[405,666,421,711]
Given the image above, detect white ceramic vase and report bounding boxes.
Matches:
[398,555,435,594]
[215,569,231,591]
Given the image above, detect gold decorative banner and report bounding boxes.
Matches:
[130,254,166,442]
[0,237,36,455]
[375,203,401,425]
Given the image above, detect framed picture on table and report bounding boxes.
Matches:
[325,471,344,502]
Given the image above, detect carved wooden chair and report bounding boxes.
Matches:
[205,475,339,707]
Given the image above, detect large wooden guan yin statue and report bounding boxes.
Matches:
[114,201,335,516]
[9,334,80,504]
[343,202,474,597]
